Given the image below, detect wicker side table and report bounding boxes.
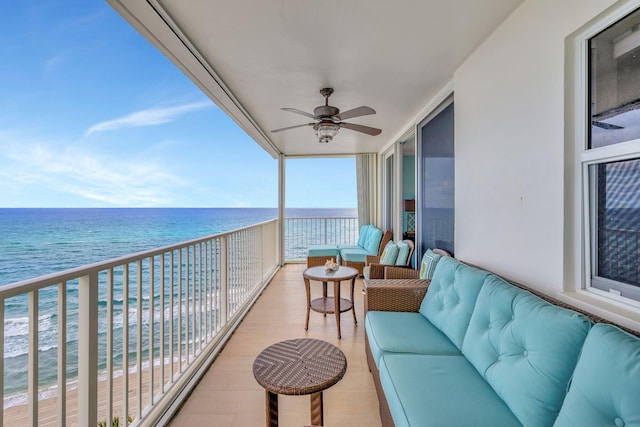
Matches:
[253,338,347,427]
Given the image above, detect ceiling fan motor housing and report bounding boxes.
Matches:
[314,105,340,118]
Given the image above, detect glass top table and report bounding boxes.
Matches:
[303,265,358,339]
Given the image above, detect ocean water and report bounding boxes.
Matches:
[0,207,356,403]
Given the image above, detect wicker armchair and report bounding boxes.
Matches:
[363,248,451,314]
[364,239,415,280]
[383,248,451,279]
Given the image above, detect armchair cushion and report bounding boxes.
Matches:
[307,244,340,258]
[357,224,372,247]
[364,227,384,254]
[379,242,399,265]
[340,248,371,263]
[395,241,411,266]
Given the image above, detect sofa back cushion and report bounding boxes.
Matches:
[363,227,383,254]
[357,224,371,247]
[553,323,640,427]
[462,275,592,427]
[419,257,489,349]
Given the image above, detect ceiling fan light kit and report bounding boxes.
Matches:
[315,122,340,143]
[271,87,382,143]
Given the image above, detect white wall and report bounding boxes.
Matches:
[453,0,616,292]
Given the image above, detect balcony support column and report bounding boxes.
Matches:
[278,153,285,266]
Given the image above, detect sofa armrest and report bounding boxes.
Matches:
[383,266,420,279]
[364,278,430,314]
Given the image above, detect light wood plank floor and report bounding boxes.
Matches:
[168,263,382,427]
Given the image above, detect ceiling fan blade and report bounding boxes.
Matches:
[334,106,376,121]
[281,108,317,119]
[270,123,315,133]
[340,122,382,136]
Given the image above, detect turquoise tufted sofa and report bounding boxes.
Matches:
[365,256,640,427]
[307,224,391,275]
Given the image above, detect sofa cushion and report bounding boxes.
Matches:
[365,311,461,368]
[363,226,383,254]
[420,257,490,349]
[462,275,592,427]
[553,323,640,427]
[419,249,442,279]
[395,241,411,266]
[307,244,339,257]
[336,243,360,251]
[379,354,522,427]
[340,248,370,263]
[379,241,399,265]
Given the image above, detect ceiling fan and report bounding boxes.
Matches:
[271,88,382,143]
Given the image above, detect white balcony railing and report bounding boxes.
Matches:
[0,215,357,426]
[283,217,359,261]
[0,219,278,427]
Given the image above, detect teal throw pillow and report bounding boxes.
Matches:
[380,242,399,265]
[395,241,410,265]
[419,249,442,280]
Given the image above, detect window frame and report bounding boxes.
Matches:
[577,3,640,308]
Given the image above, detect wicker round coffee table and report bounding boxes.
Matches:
[303,265,358,339]
[253,338,347,427]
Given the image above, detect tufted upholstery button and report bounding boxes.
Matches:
[523,351,528,357]
[498,356,503,362]
[615,417,625,427]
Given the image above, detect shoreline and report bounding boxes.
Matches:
[4,359,179,426]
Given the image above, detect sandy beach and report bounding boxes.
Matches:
[4,361,179,426]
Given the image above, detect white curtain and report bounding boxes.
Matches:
[356,153,377,227]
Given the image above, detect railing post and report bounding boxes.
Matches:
[220,235,228,325]
[324,217,328,244]
[78,272,99,426]
[28,290,39,426]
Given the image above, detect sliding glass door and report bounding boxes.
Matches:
[417,99,455,256]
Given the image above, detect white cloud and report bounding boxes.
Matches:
[85,101,212,136]
[0,133,185,207]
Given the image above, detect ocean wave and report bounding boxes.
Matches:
[3,352,188,410]
[4,313,58,338]
[2,300,211,361]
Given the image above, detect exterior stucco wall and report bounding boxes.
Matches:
[453,0,617,292]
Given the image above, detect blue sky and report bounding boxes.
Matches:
[0,1,357,208]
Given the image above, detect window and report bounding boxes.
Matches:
[584,7,640,303]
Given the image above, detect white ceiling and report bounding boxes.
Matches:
[108,0,523,158]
